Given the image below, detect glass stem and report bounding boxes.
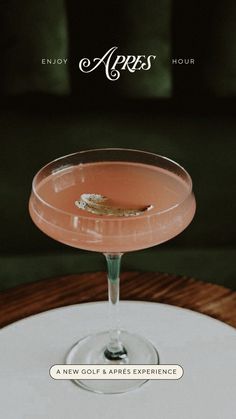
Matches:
[103,253,128,361]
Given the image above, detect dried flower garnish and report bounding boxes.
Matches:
[75,194,153,217]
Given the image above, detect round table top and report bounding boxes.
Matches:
[1,299,236,418]
[1,271,236,328]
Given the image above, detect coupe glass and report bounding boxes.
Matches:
[29,148,195,394]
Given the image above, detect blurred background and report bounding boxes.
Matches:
[0,0,235,290]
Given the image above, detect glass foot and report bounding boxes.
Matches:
[66,330,159,394]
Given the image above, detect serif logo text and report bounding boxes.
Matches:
[78,46,156,81]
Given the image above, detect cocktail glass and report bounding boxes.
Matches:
[29,148,196,394]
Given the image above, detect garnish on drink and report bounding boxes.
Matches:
[75,193,153,216]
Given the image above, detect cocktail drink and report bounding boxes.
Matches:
[29,148,196,393]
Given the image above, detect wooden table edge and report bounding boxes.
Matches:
[0,271,236,329]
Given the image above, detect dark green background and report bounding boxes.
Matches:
[0,0,235,290]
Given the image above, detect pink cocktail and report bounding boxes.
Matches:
[29,148,196,394]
